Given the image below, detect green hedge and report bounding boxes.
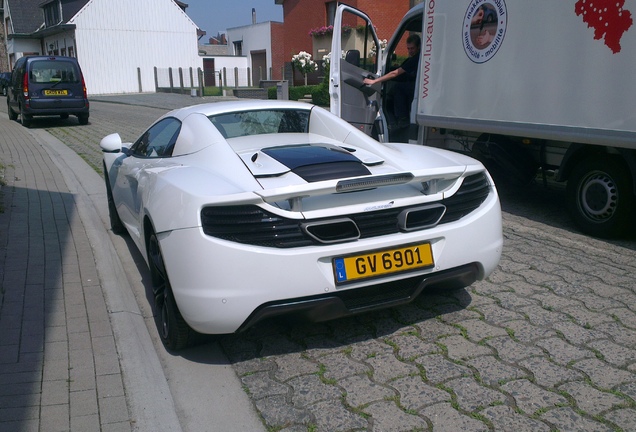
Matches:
[206,82,330,106]
[311,83,329,107]
[203,86,224,96]
[266,83,330,107]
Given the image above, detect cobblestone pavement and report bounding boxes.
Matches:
[218,212,636,431]
[41,94,636,431]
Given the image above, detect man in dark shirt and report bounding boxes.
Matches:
[363,34,421,130]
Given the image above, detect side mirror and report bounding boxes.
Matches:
[100,133,123,153]
[345,50,361,67]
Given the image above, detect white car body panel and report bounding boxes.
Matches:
[161,189,501,334]
[101,100,503,336]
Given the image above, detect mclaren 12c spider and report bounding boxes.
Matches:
[101,100,502,350]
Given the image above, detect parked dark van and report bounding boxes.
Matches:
[0,72,11,96]
[7,56,89,127]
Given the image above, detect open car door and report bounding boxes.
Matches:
[329,5,383,138]
[331,4,425,143]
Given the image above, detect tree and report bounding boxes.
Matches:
[291,51,317,86]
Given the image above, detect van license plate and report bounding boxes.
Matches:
[44,90,68,96]
[333,242,434,285]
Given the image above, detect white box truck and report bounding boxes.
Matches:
[329,1,636,237]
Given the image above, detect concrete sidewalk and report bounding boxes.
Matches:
[0,113,181,431]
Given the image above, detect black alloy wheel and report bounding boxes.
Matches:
[104,171,125,234]
[148,232,194,350]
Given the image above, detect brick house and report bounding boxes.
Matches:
[274,0,418,84]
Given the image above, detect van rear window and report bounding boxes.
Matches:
[30,60,80,84]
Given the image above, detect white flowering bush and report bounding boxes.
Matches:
[291,51,318,75]
[322,50,346,67]
[369,39,388,57]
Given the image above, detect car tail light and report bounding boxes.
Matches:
[22,72,29,103]
[81,73,88,99]
[200,173,491,248]
[80,72,88,106]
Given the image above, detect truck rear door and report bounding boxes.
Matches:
[329,5,382,138]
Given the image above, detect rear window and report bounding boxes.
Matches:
[208,109,310,138]
[29,60,80,84]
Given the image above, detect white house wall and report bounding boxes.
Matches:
[43,30,77,56]
[69,0,201,95]
[226,22,272,78]
[7,39,42,57]
[211,56,248,87]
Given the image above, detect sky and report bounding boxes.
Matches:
[184,0,284,40]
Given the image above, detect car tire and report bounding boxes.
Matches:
[148,232,196,350]
[104,170,126,234]
[566,156,635,237]
[7,100,18,121]
[78,114,89,125]
[20,105,32,128]
[161,286,196,351]
[148,233,168,301]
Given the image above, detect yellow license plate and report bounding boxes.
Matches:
[333,242,434,285]
[44,89,68,96]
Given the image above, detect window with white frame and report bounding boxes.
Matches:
[43,1,61,27]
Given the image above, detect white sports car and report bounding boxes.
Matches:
[101,100,502,350]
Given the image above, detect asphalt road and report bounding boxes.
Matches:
[36,94,636,431]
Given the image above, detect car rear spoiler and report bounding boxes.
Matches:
[255,166,468,211]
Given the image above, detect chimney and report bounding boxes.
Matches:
[252,8,256,25]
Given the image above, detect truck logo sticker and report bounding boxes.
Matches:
[463,0,507,63]
[575,0,633,53]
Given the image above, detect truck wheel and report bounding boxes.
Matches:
[472,137,538,187]
[566,157,634,237]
